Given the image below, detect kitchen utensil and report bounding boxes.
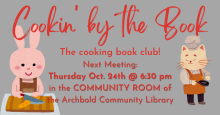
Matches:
[197,80,209,86]
[20,93,44,104]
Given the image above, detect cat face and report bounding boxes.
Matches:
[180,44,207,70]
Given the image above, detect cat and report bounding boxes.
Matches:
[179,44,211,105]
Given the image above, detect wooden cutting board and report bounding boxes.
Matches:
[5,96,54,112]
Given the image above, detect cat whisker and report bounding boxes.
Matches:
[200,64,207,66]
[199,63,207,65]
[198,60,211,62]
[178,62,184,64]
[198,61,211,64]
[199,62,209,65]
[176,65,183,68]
[199,61,208,63]
[199,60,211,62]
[177,65,183,70]
[199,61,211,63]
[177,67,182,71]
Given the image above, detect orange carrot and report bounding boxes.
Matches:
[18,100,31,108]
[31,95,40,99]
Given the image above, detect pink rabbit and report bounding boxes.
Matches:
[10,25,45,98]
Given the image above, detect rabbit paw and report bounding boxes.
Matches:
[32,92,40,97]
[13,91,23,98]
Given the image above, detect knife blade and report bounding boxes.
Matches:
[20,93,44,104]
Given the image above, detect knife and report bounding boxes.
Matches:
[20,93,44,104]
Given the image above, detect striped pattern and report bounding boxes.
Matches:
[5,96,54,112]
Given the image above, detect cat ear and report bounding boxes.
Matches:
[182,45,188,51]
[198,44,206,51]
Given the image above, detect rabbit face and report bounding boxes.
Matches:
[10,49,45,79]
[10,25,45,79]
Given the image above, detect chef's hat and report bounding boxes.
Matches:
[185,35,201,50]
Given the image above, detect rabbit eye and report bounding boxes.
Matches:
[21,64,25,67]
[33,63,36,66]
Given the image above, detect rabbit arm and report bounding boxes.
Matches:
[37,77,44,95]
[12,77,19,93]
[12,77,23,98]
[32,77,44,97]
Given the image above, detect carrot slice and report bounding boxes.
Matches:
[18,100,31,108]
[31,95,40,99]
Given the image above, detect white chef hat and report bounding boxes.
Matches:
[185,35,201,50]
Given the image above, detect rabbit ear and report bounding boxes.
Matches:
[14,25,25,49]
[29,25,40,49]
